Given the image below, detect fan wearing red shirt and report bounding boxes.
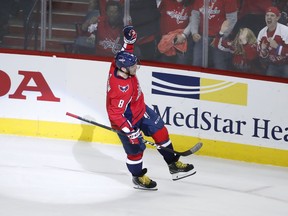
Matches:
[95,1,124,57]
[159,0,194,36]
[106,25,195,190]
[158,0,194,64]
[184,0,238,70]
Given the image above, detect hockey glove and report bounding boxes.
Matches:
[123,25,137,44]
[126,128,142,144]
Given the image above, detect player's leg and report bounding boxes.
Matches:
[141,106,196,180]
[117,133,157,190]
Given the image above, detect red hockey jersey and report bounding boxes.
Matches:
[106,45,146,132]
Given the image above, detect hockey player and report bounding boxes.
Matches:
[106,25,195,190]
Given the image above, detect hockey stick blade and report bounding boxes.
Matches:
[178,142,203,156]
[66,112,203,157]
[143,140,203,156]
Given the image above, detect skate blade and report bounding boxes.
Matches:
[172,170,197,181]
[133,185,158,191]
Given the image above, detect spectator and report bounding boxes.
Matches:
[185,0,238,70]
[129,0,161,61]
[214,23,262,74]
[157,0,195,65]
[95,0,124,57]
[73,10,100,54]
[257,6,288,78]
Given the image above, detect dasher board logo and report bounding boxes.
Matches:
[152,72,247,106]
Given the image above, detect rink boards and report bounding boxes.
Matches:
[0,52,287,167]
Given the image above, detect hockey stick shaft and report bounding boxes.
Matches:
[66,112,120,134]
[66,112,199,156]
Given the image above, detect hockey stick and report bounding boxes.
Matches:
[66,112,202,157]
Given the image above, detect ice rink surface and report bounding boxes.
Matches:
[0,134,287,216]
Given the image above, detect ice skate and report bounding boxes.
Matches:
[168,160,196,181]
[132,168,158,191]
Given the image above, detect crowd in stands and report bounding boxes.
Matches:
[72,0,288,78]
[1,0,288,78]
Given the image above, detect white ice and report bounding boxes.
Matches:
[0,135,287,216]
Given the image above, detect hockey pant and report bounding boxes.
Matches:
[118,106,179,177]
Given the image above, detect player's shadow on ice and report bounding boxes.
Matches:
[71,116,130,185]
